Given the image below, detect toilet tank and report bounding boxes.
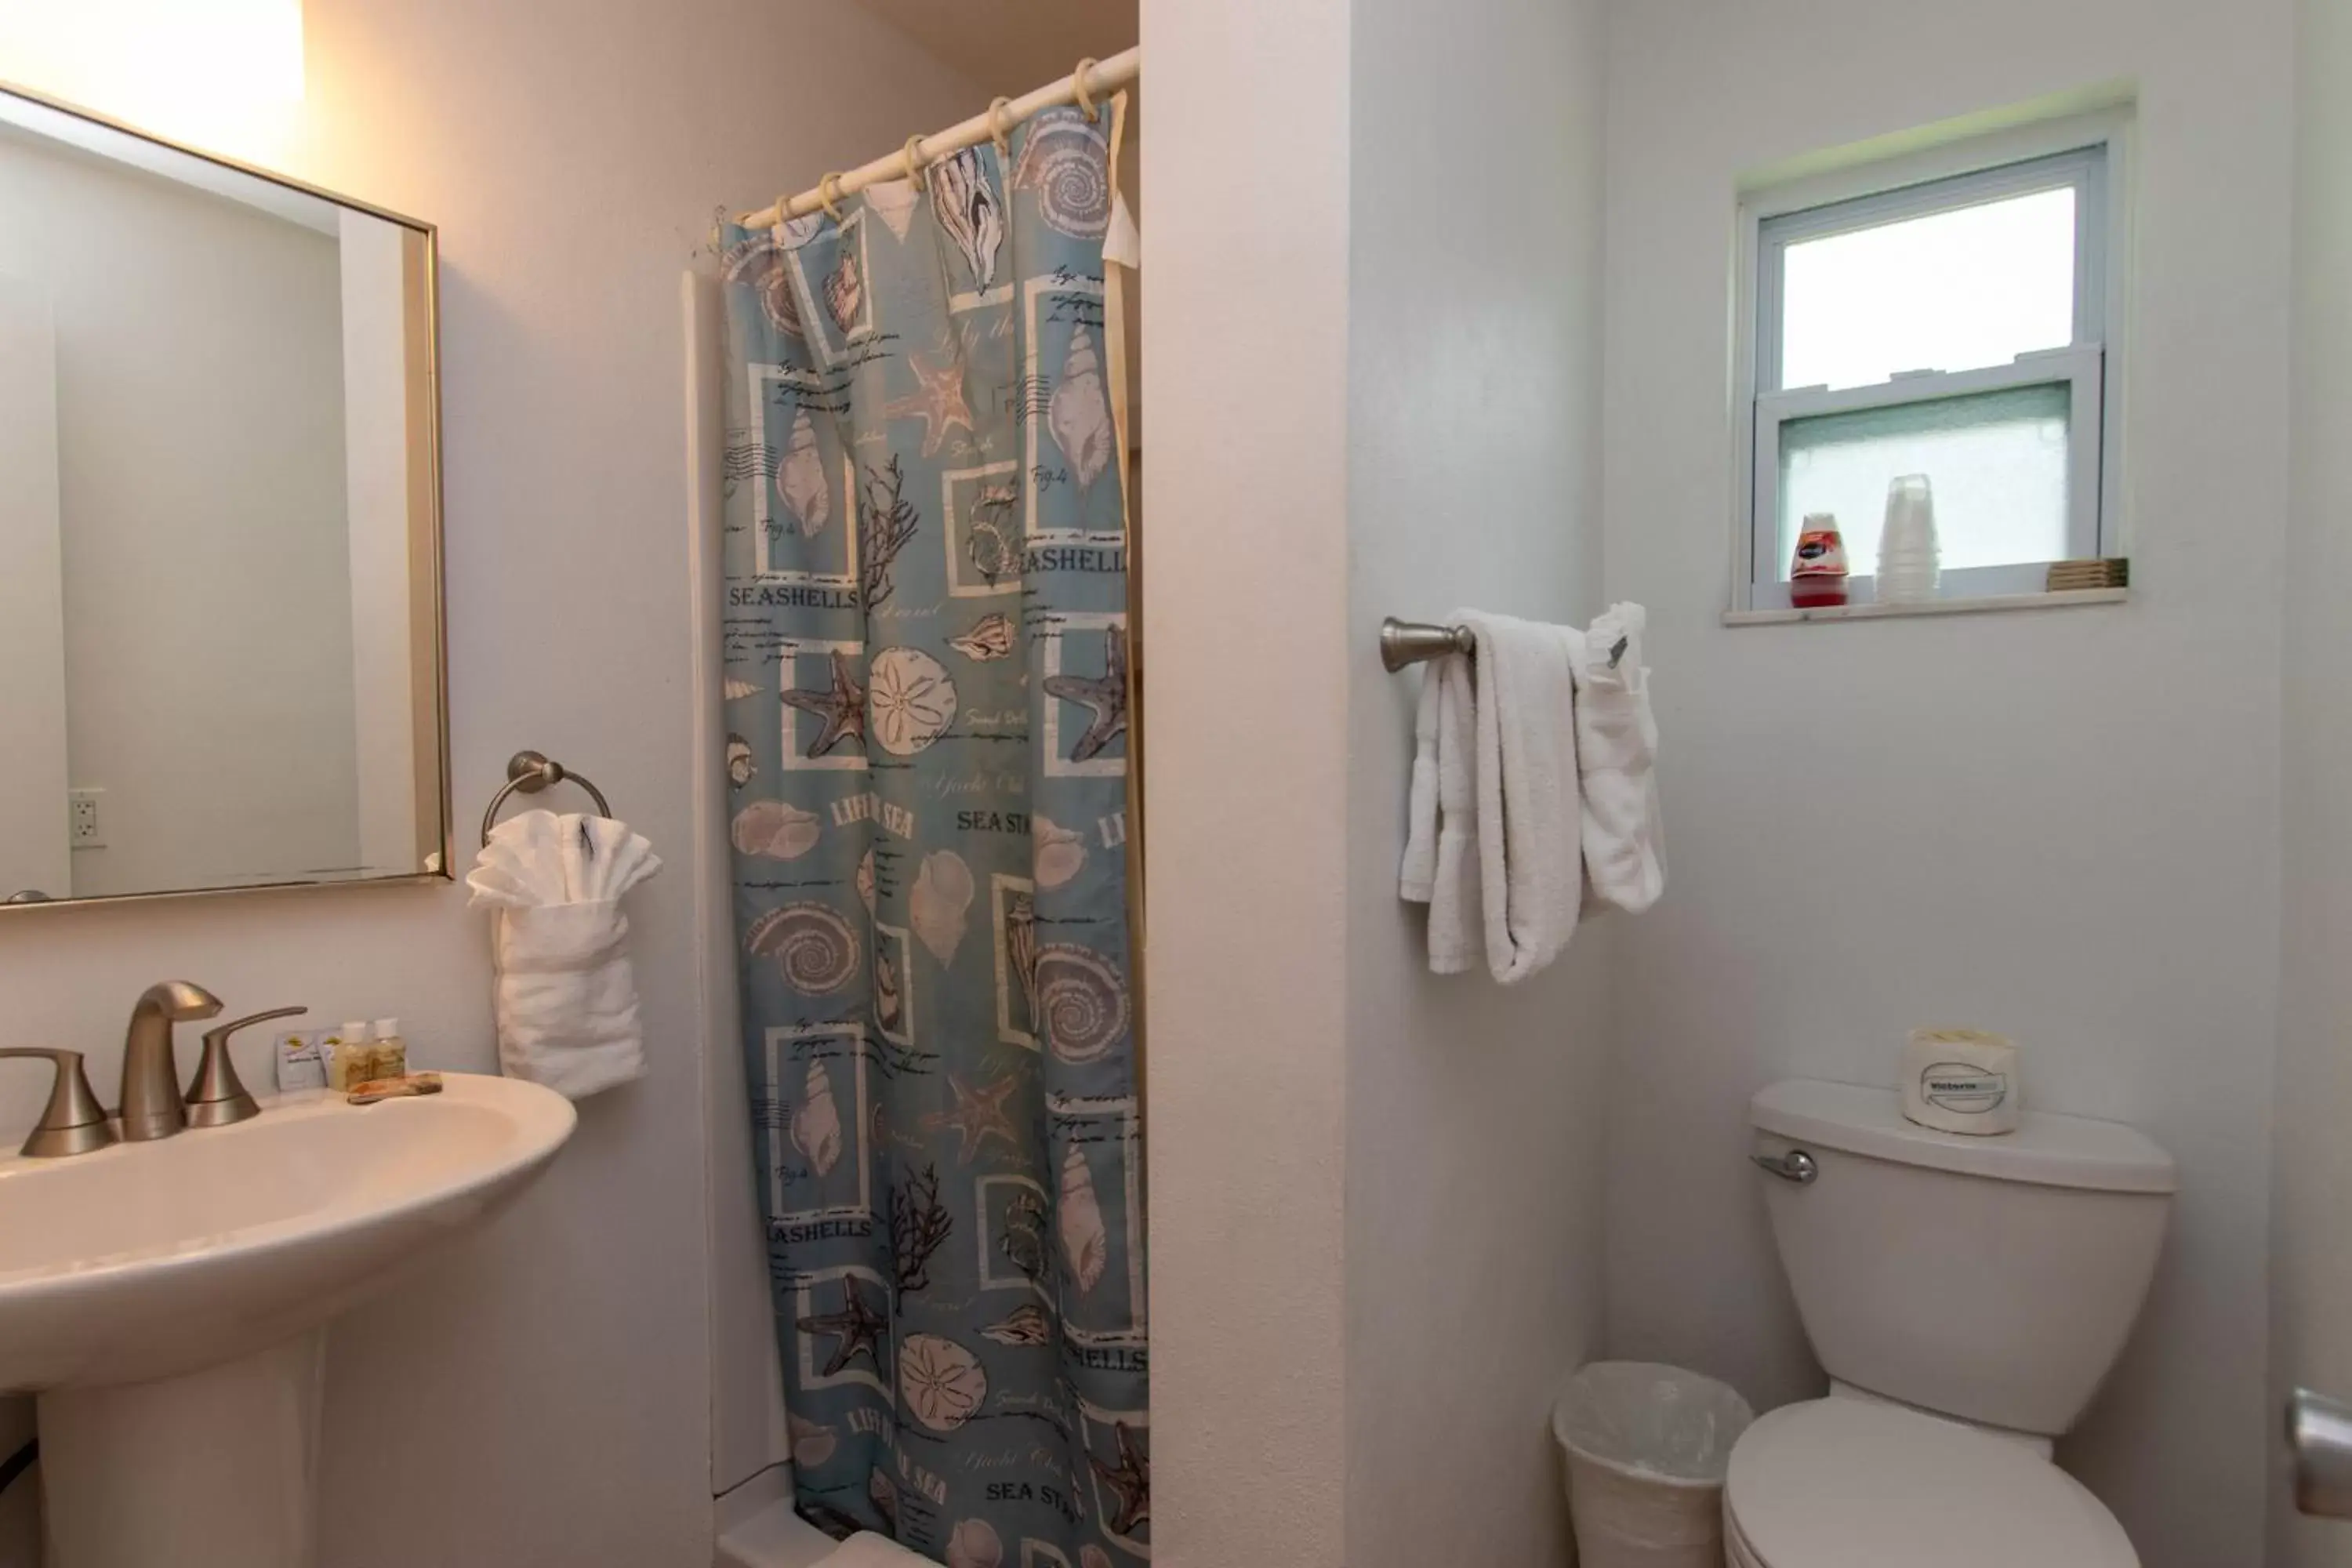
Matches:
[1751,1079,2175,1438]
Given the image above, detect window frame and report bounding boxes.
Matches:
[1730,114,2132,612]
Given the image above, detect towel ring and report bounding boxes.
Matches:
[480,750,613,846]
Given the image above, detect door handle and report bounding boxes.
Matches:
[2290,1388,2352,1518]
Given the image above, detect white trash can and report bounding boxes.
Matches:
[1552,1361,1754,1568]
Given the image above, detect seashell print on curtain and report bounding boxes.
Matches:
[718,91,1145,1566]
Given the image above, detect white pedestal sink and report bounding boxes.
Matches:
[0,1073,575,1568]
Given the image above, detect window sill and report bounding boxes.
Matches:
[1722,586,2128,626]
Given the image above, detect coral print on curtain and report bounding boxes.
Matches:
[718,95,1145,1566]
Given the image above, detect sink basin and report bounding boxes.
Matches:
[0,1071,572,1392]
[0,1072,575,1566]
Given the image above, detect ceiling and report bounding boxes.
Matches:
[853,0,1137,96]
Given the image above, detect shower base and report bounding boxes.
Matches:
[714,1466,840,1568]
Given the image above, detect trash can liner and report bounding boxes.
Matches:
[1552,1361,1755,1568]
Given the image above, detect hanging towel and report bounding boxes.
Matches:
[1399,609,1584,982]
[466,808,662,1100]
[1401,647,1482,972]
[1566,602,1666,913]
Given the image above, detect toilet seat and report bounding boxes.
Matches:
[1722,1399,2138,1568]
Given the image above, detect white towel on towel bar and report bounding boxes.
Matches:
[1399,609,1584,982]
[466,808,662,1100]
[1566,602,1666,914]
[1399,644,1479,971]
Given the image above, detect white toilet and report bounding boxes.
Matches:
[1725,1079,2177,1568]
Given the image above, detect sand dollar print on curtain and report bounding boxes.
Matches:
[719,95,1145,1566]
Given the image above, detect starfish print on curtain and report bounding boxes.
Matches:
[922,1073,1022,1165]
[882,350,978,457]
[1091,1421,1151,1537]
[780,652,866,758]
[1044,626,1129,763]
[795,1273,887,1377]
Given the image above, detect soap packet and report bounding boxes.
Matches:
[275,1029,328,1094]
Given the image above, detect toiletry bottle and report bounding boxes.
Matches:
[320,1023,352,1091]
[328,1020,373,1091]
[372,1018,407,1081]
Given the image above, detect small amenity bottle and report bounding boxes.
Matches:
[1789,514,1849,608]
[371,1018,407,1081]
[326,1020,372,1091]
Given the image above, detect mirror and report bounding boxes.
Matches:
[0,85,447,907]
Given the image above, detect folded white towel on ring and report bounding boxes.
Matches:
[1566,602,1665,913]
[466,809,662,1100]
[1399,608,1584,982]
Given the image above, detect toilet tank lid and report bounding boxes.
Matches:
[1751,1080,2177,1194]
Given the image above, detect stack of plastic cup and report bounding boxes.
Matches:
[1875,474,1940,604]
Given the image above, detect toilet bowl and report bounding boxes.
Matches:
[1734,1080,2176,1566]
[1722,1398,2136,1568]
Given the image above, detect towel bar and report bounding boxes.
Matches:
[480,750,614,845]
[1380,616,1627,673]
[1379,617,1474,672]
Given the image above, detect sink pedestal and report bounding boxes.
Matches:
[0,1075,575,1566]
[38,1329,326,1568]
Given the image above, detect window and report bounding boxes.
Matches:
[1737,126,2123,609]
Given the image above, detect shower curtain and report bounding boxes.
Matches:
[718,96,1145,1566]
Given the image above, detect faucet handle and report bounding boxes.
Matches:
[0,1048,115,1158]
[185,1007,307,1130]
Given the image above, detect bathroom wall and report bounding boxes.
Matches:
[1342,0,1611,1564]
[0,125,361,898]
[1599,2,2293,1564]
[1144,0,1612,1561]
[0,4,979,1564]
[2270,0,2352,1563]
[1142,0,1355,1559]
[848,0,1135,96]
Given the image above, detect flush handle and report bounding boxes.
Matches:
[1751,1149,1818,1185]
[2291,1388,2352,1519]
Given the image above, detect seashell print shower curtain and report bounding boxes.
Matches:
[718,94,1145,1566]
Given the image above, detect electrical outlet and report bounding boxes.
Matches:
[67,788,103,850]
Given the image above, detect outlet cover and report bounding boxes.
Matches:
[67,788,103,849]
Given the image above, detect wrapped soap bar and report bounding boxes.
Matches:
[347,1073,445,1106]
[1900,1029,2020,1135]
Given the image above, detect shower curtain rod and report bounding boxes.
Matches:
[732,47,1139,230]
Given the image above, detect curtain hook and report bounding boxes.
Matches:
[988,96,1016,163]
[902,134,929,192]
[1071,57,1101,122]
[816,174,845,223]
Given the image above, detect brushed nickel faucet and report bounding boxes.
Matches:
[119,980,222,1142]
[184,1006,306,1129]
